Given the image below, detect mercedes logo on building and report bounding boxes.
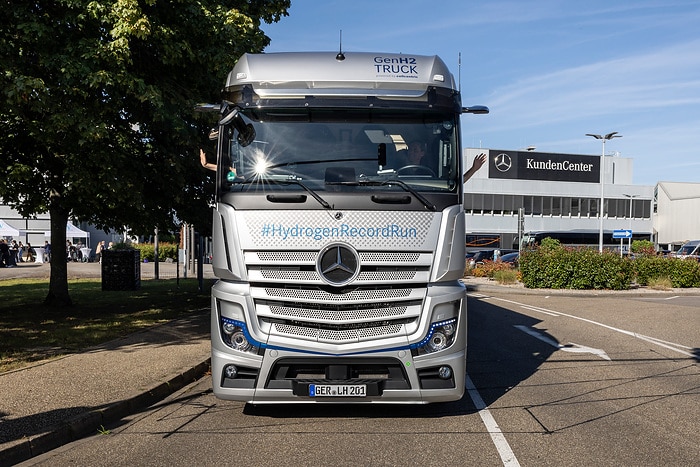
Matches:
[317,243,360,286]
[495,153,512,172]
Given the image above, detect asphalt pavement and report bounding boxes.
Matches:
[1,262,697,466]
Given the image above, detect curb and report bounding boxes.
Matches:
[0,360,211,467]
[462,280,700,297]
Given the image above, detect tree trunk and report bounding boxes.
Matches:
[44,207,72,306]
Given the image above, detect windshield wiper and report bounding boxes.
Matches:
[328,179,436,211]
[237,177,333,209]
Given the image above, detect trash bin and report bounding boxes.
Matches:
[101,249,141,291]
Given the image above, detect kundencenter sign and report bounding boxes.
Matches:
[488,150,600,183]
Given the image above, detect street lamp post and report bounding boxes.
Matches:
[623,193,639,255]
[586,132,622,252]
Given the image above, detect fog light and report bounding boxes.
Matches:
[222,322,237,335]
[438,366,452,380]
[224,364,238,379]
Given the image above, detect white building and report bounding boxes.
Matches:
[653,182,700,250]
[463,148,655,250]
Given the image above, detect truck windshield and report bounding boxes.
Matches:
[219,108,459,193]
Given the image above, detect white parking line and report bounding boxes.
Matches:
[520,304,561,317]
[514,324,611,360]
[492,296,695,359]
[487,296,562,317]
[466,375,521,467]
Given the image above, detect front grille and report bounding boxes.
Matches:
[247,249,430,347]
[257,269,419,282]
[262,286,415,302]
[268,304,409,321]
[251,251,422,264]
[273,322,404,342]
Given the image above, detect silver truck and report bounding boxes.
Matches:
[206,51,487,403]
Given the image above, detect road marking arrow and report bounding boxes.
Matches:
[513,325,611,361]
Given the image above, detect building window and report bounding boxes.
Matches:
[532,196,543,215]
[562,197,572,217]
[642,200,651,218]
[542,197,552,216]
[608,199,621,218]
[502,194,514,215]
[571,198,580,217]
[589,198,599,217]
[512,195,523,216]
[492,194,503,215]
[471,194,484,213]
[552,197,562,216]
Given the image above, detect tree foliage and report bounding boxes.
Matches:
[0,0,290,305]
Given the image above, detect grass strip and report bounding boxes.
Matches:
[0,278,214,373]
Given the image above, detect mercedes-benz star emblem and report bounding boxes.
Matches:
[317,243,360,286]
[494,153,512,172]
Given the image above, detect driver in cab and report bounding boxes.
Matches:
[394,140,432,174]
[406,140,427,166]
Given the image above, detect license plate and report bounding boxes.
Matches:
[309,384,366,397]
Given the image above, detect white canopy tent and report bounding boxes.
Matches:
[45,222,91,247]
[0,219,20,237]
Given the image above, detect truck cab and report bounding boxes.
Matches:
[207,52,487,404]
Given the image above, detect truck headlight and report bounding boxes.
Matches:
[220,317,259,354]
[413,318,458,356]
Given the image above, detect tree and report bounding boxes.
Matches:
[0,0,290,305]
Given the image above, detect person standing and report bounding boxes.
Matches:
[17,241,24,263]
[0,239,9,267]
[26,242,36,262]
[95,240,105,263]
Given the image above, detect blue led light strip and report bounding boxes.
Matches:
[220,316,458,355]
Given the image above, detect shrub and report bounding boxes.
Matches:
[493,269,518,284]
[132,242,179,262]
[647,276,672,290]
[634,256,700,288]
[471,260,514,278]
[634,255,673,286]
[668,258,700,288]
[540,237,562,252]
[631,239,655,255]
[519,246,633,290]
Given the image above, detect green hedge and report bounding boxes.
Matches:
[634,255,700,288]
[520,246,700,289]
[520,247,633,290]
[131,242,178,262]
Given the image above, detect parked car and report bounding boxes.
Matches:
[466,249,495,268]
[499,251,519,266]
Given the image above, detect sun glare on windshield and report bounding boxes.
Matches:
[254,158,270,175]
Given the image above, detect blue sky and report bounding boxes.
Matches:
[261,0,700,186]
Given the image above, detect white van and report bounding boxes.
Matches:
[675,240,700,259]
